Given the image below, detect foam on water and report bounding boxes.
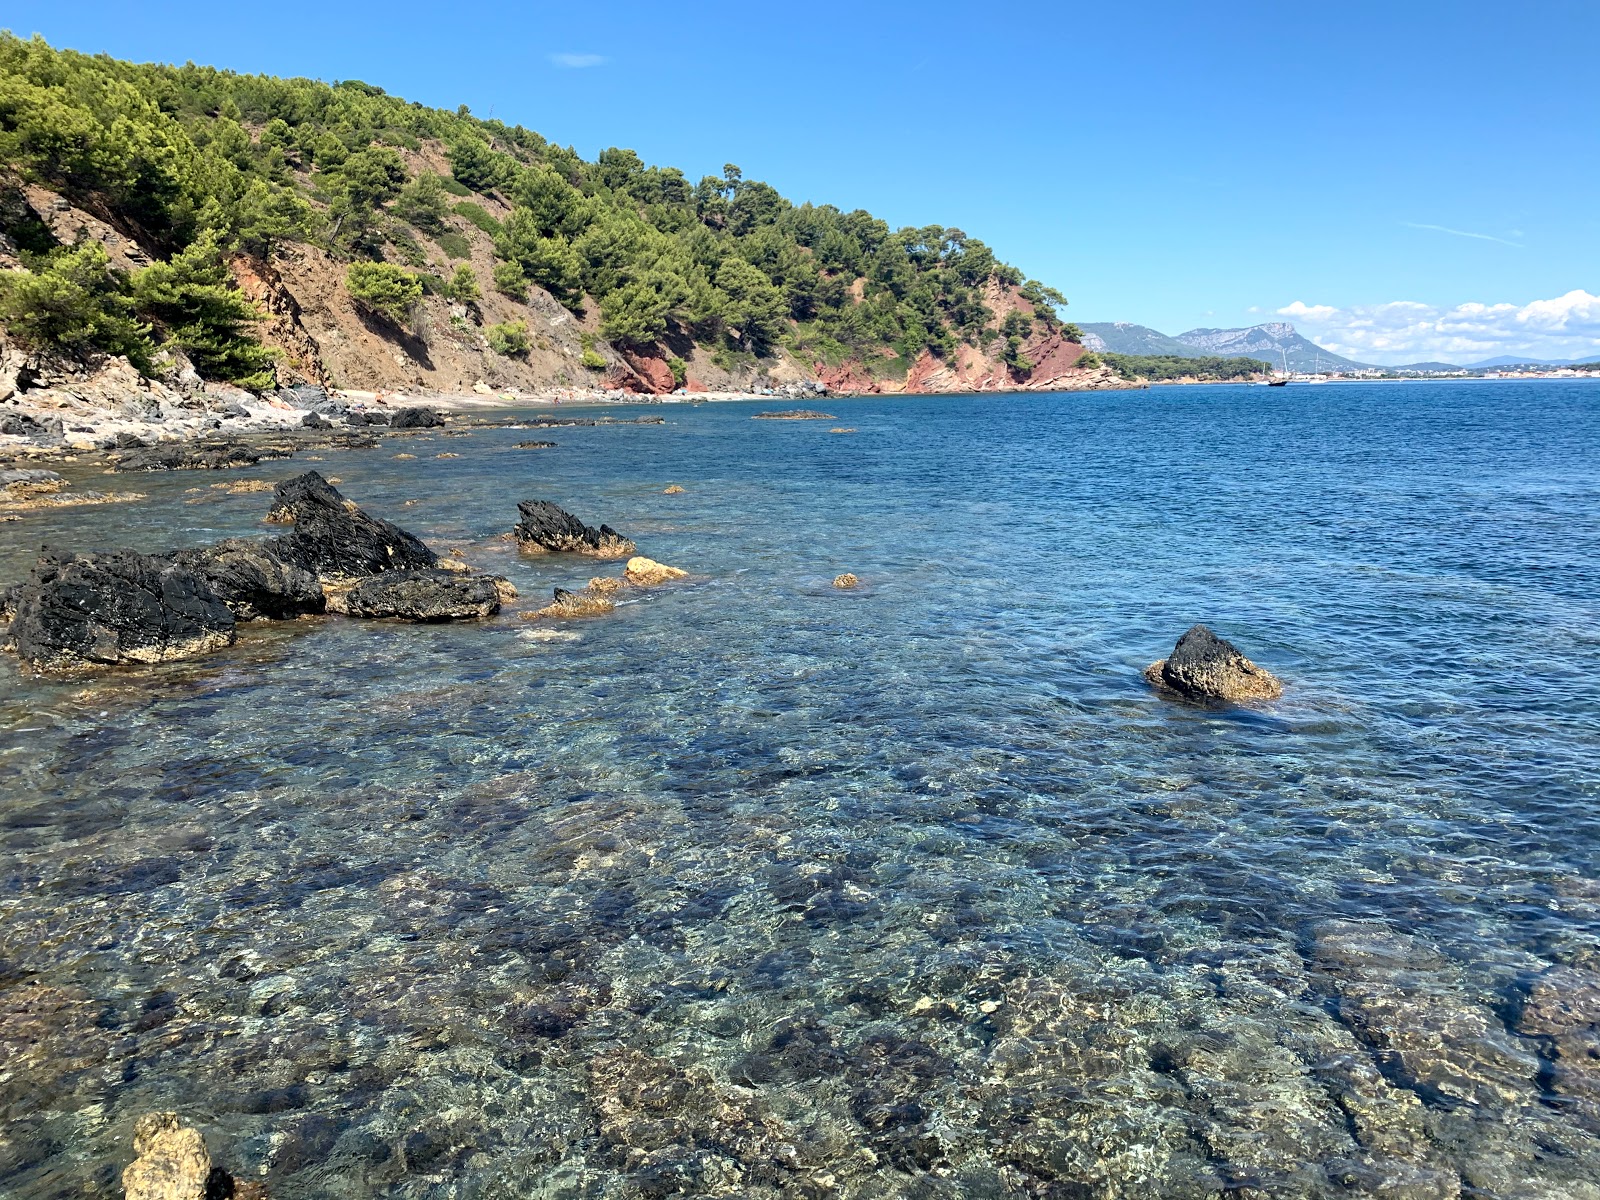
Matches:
[2,381,1599,1198]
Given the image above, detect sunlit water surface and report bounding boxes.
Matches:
[3,381,1599,1198]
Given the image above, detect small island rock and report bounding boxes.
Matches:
[1145,624,1283,703]
[263,471,438,581]
[623,556,687,587]
[833,573,860,589]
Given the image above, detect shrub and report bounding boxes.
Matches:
[440,176,472,197]
[492,261,527,300]
[667,356,687,388]
[345,261,423,326]
[487,319,530,356]
[434,231,471,260]
[0,242,152,368]
[581,348,607,371]
[444,264,480,304]
[392,172,451,234]
[454,201,502,237]
[1076,351,1101,370]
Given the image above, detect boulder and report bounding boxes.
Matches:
[663,484,686,494]
[1144,624,1283,702]
[1,468,67,496]
[334,569,506,621]
[262,471,438,581]
[122,1112,213,1200]
[833,573,860,589]
[623,556,687,587]
[171,538,325,621]
[7,549,236,669]
[300,412,332,430]
[514,499,635,558]
[390,406,443,430]
[0,412,64,441]
[346,410,389,427]
[276,384,346,415]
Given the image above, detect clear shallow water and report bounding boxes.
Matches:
[2,380,1599,1199]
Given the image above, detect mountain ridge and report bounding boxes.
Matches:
[1081,321,1371,372]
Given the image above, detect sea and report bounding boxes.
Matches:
[2,378,1598,1199]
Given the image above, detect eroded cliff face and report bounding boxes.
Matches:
[3,172,1122,401]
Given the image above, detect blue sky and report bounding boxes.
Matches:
[7,0,1599,363]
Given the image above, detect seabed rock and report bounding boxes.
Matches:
[1145,623,1283,703]
[6,549,236,669]
[514,499,635,558]
[264,471,438,581]
[332,568,509,621]
[122,1112,213,1200]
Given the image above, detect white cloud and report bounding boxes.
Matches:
[1275,290,1600,365]
[1402,222,1523,248]
[549,52,607,68]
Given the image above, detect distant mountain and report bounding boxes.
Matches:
[1463,354,1600,369]
[1082,321,1371,373]
[1079,323,1197,358]
[1389,362,1466,373]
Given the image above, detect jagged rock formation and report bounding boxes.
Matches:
[172,538,325,621]
[264,471,438,580]
[514,500,635,558]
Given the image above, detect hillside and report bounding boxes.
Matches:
[0,35,1113,404]
[1083,320,1371,373]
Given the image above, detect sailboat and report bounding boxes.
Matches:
[1267,347,1290,385]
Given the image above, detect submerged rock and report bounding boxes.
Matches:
[263,471,437,581]
[390,406,443,430]
[514,440,556,449]
[833,573,860,589]
[6,549,236,669]
[172,538,325,621]
[623,556,687,587]
[751,409,835,420]
[122,1112,212,1200]
[514,500,635,558]
[527,586,615,619]
[662,484,685,494]
[1145,624,1283,702]
[334,569,507,622]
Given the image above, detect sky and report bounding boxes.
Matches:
[6,0,1599,364]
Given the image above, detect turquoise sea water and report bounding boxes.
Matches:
[2,380,1599,1198]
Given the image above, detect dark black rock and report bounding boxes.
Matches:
[1145,623,1284,702]
[275,384,344,414]
[337,569,504,621]
[6,549,236,669]
[108,442,292,472]
[390,406,443,430]
[171,538,325,621]
[513,499,635,556]
[110,432,147,449]
[514,440,557,449]
[0,412,64,441]
[345,410,390,427]
[263,471,437,580]
[300,412,333,430]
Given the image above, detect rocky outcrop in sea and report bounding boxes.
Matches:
[514,500,636,558]
[1145,623,1284,702]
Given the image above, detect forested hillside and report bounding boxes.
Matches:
[0,35,1102,395]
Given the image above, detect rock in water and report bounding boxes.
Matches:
[335,569,506,621]
[833,573,860,589]
[1144,624,1283,702]
[527,586,615,619]
[623,556,687,587]
[263,471,437,581]
[514,500,635,558]
[122,1113,212,1200]
[7,550,236,669]
[390,406,443,429]
[172,538,325,621]
[751,409,835,420]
